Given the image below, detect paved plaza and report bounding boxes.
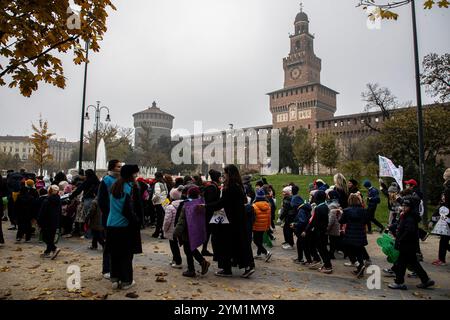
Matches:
[0,226,449,300]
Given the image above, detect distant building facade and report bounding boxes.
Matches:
[0,136,76,165]
[133,101,174,148]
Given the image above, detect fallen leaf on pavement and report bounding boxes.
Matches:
[287,288,298,292]
[125,292,139,299]
[272,294,281,299]
[0,266,10,272]
[81,290,94,298]
[14,247,22,252]
[44,268,55,273]
[155,272,168,277]
[29,264,40,269]
[156,277,167,283]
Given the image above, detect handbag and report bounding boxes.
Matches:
[209,208,229,224]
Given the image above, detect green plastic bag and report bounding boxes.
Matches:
[377,233,399,264]
[2,197,7,207]
[263,231,273,248]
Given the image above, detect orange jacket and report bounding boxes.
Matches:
[252,200,271,232]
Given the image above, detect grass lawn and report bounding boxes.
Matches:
[250,174,390,224]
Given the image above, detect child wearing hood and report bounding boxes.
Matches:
[291,202,320,265]
[163,185,185,269]
[174,186,210,278]
[326,190,342,260]
[304,190,332,273]
[252,188,272,262]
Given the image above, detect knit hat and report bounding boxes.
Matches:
[25,179,34,188]
[363,180,372,188]
[187,186,201,198]
[282,186,292,195]
[255,188,266,201]
[36,180,45,190]
[120,164,139,179]
[170,187,182,201]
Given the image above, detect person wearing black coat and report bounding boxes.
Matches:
[38,186,62,259]
[339,194,369,277]
[0,175,7,244]
[202,169,221,256]
[205,165,255,278]
[6,171,23,230]
[388,197,435,290]
[292,203,319,264]
[304,191,332,273]
[15,180,39,242]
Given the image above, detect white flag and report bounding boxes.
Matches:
[378,155,403,190]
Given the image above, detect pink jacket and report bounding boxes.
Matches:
[163,200,183,240]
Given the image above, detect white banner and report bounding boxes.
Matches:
[378,155,403,190]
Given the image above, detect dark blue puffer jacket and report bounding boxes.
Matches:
[294,203,312,235]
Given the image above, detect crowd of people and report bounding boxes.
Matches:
[1,163,449,292]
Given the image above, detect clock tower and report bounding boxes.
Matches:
[268,5,338,131]
[283,6,321,88]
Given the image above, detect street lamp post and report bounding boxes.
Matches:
[85,101,111,174]
[78,39,90,173]
[411,0,427,219]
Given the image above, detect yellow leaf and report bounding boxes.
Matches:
[424,0,435,9]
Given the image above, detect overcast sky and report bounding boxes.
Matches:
[0,0,449,142]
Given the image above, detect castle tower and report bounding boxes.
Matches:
[268,6,338,132]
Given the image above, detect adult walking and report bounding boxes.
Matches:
[97,160,122,278]
[15,179,39,242]
[205,164,255,278]
[106,164,143,290]
[202,169,221,257]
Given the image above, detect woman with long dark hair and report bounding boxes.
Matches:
[205,164,255,278]
[106,165,143,290]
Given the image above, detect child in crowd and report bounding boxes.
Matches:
[37,185,61,259]
[252,189,272,262]
[163,185,185,269]
[174,186,210,278]
[326,190,342,259]
[388,197,435,290]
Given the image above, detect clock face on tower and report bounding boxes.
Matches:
[290,67,301,80]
